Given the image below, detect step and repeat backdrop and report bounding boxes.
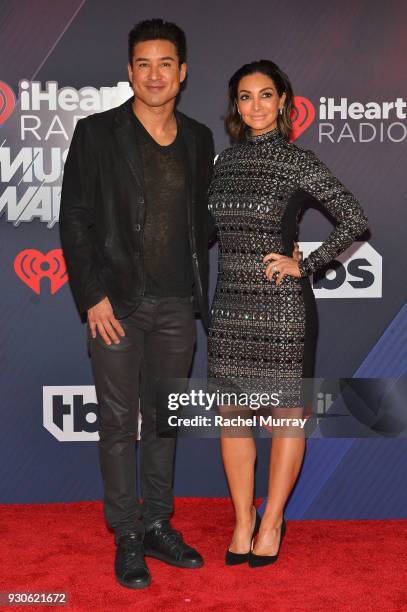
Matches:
[1,0,406,518]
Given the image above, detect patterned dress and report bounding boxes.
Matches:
[207,127,369,408]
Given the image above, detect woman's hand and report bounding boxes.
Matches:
[292,242,302,263]
[263,252,301,285]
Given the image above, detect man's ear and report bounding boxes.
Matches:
[180,62,187,83]
[127,62,133,82]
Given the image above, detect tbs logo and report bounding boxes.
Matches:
[299,241,382,298]
[43,386,99,441]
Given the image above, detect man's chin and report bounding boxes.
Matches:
[136,93,177,109]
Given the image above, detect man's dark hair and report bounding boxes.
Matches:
[128,18,187,65]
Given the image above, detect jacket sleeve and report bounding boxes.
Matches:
[206,130,218,247]
[59,119,107,314]
[296,149,369,277]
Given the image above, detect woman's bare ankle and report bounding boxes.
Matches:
[235,505,256,526]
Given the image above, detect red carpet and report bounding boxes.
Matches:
[1,498,406,611]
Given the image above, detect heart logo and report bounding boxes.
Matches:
[290,96,315,142]
[14,249,68,295]
[0,81,16,126]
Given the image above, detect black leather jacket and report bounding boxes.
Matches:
[59,96,216,330]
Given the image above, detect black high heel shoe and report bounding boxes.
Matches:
[248,517,286,568]
[225,507,261,566]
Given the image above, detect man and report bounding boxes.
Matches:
[59,19,216,589]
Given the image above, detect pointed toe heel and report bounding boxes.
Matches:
[225,507,261,566]
[225,549,250,565]
[248,517,286,568]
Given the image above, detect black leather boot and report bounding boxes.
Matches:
[144,520,204,568]
[115,532,151,589]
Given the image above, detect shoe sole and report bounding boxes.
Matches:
[248,556,279,568]
[144,549,204,569]
[116,575,152,589]
[225,558,249,566]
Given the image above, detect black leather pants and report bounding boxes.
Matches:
[87,295,196,541]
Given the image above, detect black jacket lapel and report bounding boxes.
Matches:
[176,110,197,203]
[113,96,144,191]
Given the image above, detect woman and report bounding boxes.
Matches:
[207,60,369,567]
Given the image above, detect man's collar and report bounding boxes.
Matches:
[114,95,190,133]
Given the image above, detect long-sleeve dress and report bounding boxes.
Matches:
[207,127,369,409]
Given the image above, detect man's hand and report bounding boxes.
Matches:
[87,297,125,345]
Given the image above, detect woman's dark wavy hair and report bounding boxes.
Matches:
[225,60,293,142]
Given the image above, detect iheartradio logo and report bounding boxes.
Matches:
[0,79,315,137]
[290,96,316,141]
[0,81,16,125]
[14,248,68,294]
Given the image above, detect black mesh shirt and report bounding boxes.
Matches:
[131,112,194,297]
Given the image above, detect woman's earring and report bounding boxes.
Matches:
[279,107,283,115]
[236,104,241,116]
